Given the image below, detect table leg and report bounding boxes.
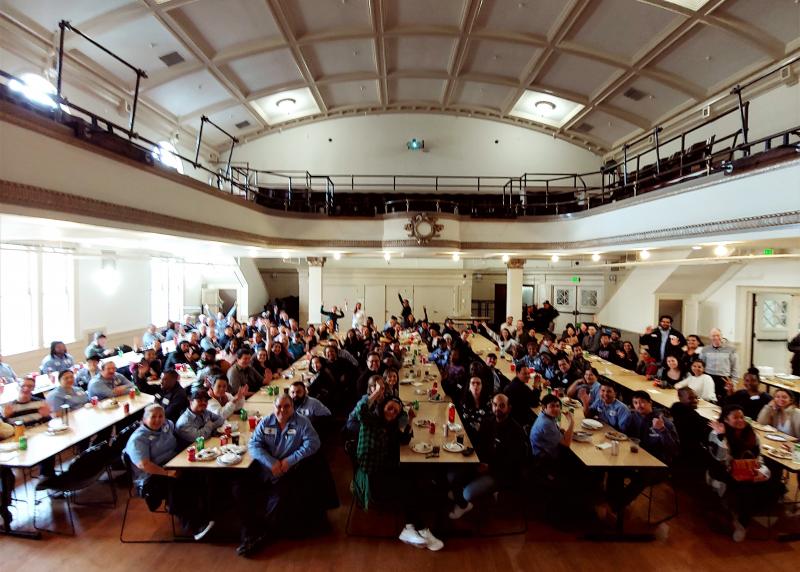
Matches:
[584,469,655,542]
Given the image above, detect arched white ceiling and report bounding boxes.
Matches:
[2,0,798,154]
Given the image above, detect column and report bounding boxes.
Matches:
[506,258,525,323]
[307,257,326,325]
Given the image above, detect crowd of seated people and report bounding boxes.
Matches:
[1,296,795,549]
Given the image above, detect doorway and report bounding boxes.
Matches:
[657,298,684,332]
[551,284,603,333]
[493,284,506,326]
[750,292,799,373]
[219,289,237,316]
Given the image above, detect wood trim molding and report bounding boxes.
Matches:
[2,180,798,252]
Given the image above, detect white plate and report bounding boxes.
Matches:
[776,374,799,380]
[399,379,413,385]
[216,452,242,466]
[751,423,776,432]
[411,442,432,454]
[220,444,246,455]
[411,382,424,387]
[765,433,791,442]
[414,389,427,395]
[581,419,603,430]
[413,418,431,427]
[442,441,465,453]
[573,431,593,442]
[99,400,118,410]
[195,448,219,461]
[447,423,463,433]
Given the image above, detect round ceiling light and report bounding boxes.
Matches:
[534,100,556,115]
[639,249,651,260]
[275,97,297,110]
[714,244,730,257]
[452,252,461,262]
[550,254,560,262]
[501,254,510,263]
[591,253,601,262]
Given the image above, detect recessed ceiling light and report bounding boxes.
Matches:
[452,253,460,262]
[333,252,342,260]
[550,254,560,262]
[591,253,601,262]
[714,245,730,257]
[501,254,510,263]
[692,245,702,250]
[534,100,556,115]
[383,251,391,262]
[639,249,651,260]
[275,97,296,110]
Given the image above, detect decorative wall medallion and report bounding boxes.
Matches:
[404,213,443,245]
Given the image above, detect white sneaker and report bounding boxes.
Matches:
[732,520,746,542]
[398,524,427,547]
[448,502,474,520]
[193,520,215,541]
[417,528,444,551]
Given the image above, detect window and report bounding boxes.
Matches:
[152,141,184,175]
[762,298,788,329]
[555,288,571,307]
[0,248,75,356]
[41,252,75,344]
[150,259,184,326]
[0,249,38,354]
[9,72,69,112]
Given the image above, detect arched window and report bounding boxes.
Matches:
[8,72,67,112]
[152,141,185,175]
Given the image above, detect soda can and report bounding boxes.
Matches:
[129,388,136,400]
[412,400,420,411]
[18,435,27,451]
[187,446,196,462]
[611,440,619,456]
[248,416,257,431]
[240,408,248,421]
[428,421,436,435]
[195,436,205,451]
[91,396,99,407]
[231,433,240,446]
[123,402,130,415]
[220,435,229,446]
[224,425,232,437]
[14,421,24,439]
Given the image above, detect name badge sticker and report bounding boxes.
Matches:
[265,427,277,435]
[287,429,297,435]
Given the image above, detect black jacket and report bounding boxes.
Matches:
[476,416,529,486]
[639,328,685,363]
[502,378,541,428]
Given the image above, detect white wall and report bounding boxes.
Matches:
[76,257,150,337]
[236,257,269,318]
[235,113,601,178]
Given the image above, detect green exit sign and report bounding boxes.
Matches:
[763,248,774,255]
[571,276,581,283]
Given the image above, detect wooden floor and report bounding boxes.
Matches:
[4,445,800,572]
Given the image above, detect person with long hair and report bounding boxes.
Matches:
[40,341,75,374]
[708,404,777,542]
[757,388,800,437]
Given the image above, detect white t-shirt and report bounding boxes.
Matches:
[675,373,717,402]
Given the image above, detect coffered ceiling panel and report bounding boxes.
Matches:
[580,109,640,147]
[462,39,541,82]
[386,36,457,73]
[654,24,772,92]
[540,53,624,99]
[285,0,372,38]
[2,0,134,34]
[568,0,684,63]
[319,79,381,109]
[80,14,194,82]
[607,77,694,124]
[475,0,567,38]
[225,49,303,94]
[172,0,281,55]
[452,80,515,112]
[388,78,446,104]
[301,38,377,78]
[719,0,800,46]
[3,0,796,154]
[146,69,232,117]
[201,104,261,146]
[384,0,467,31]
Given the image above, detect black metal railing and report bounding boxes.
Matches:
[1,20,799,220]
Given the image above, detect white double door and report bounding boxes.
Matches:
[550,284,603,333]
[752,292,799,374]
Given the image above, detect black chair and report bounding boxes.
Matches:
[33,441,117,535]
[108,422,138,472]
[119,452,182,543]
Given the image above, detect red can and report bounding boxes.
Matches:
[510,363,516,373]
[91,396,99,407]
[428,421,436,435]
[224,425,232,437]
[448,404,456,424]
[123,402,130,415]
[248,416,257,431]
[128,388,136,400]
[187,446,196,462]
[220,435,229,446]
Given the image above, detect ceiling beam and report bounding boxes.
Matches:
[441,0,483,107]
[369,0,388,108]
[264,0,328,116]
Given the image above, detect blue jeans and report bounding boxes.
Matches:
[448,470,498,508]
